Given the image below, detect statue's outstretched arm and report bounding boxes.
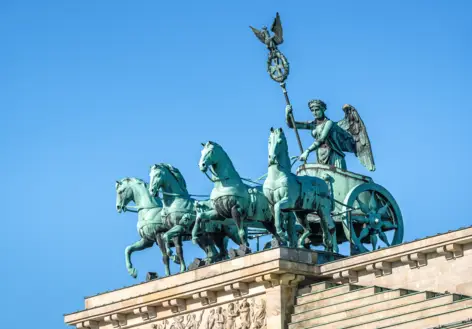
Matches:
[285,105,313,130]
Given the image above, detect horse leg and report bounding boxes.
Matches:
[163,224,186,263]
[261,220,283,248]
[173,236,186,272]
[286,212,297,248]
[209,233,227,261]
[261,221,277,240]
[231,205,250,252]
[319,201,338,253]
[274,197,294,244]
[223,225,242,249]
[193,230,218,264]
[207,239,219,263]
[125,238,154,278]
[156,234,171,276]
[295,213,311,249]
[192,209,220,243]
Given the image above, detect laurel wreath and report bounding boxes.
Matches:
[267,50,290,83]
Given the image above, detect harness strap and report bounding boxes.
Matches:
[123,205,159,213]
[160,190,210,198]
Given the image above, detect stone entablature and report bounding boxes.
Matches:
[64,227,472,329]
[321,227,472,295]
[65,248,313,329]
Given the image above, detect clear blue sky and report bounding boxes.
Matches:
[1,1,471,328]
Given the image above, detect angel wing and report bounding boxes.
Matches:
[249,26,266,44]
[271,12,283,45]
[337,104,376,171]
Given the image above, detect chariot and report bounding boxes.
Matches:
[296,164,404,254]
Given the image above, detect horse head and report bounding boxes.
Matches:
[149,163,189,198]
[199,141,220,173]
[268,127,289,167]
[116,177,161,213]
[115,178,134,213]
[149,164,165,197]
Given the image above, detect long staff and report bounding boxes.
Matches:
[250,13,304,155]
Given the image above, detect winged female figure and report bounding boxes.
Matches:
[285,100,375,171]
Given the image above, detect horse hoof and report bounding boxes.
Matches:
[297,238,308,249]
[171,255,180,264]
[128,268,137,278]
[271,238,282,248]
[239,245,252,255]
[228,248,238,259]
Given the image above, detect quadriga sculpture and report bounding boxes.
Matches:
[195,141,295,251]
[263,127,338,252]
[148,163,242,261]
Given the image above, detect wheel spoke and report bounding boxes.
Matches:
[351,215,369,224]
[381,220,397,230]
[344,185,403,254]
[358,227,370,240]
[356,197,370,214]
[377,202,390,216]
[371,234,378,250]
[369,192,378,211]
[378,231,390,246]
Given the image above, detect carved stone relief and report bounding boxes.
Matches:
[151,297,266,329]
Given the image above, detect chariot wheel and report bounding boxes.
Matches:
[341,183,404,254]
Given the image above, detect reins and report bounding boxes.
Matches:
[151,152,359,213]
[122,205,159,213]
[160,190,210,198]
[203,166,263,186]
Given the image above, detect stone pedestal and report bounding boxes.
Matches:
[64,227,472,329]
[64,248,317,329]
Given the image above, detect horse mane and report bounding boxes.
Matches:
[121,177,149,188]
[208,141,240,176]
[209,141,226,156]
[278,130,289,151]
[158,164,188,191]
[272,129,291,168]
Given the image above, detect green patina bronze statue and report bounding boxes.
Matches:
[116,177,238,278]
[148,163,241,262]
[251,12,402,255]
[286,102,375,171]
[263,127,338,252]
[116,177,177,278]
[111,12,406,278]
[194,141,295,251]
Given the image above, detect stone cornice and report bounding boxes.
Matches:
[320,226,472,279]
[64,226,472,328]
[64,248,318,326]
